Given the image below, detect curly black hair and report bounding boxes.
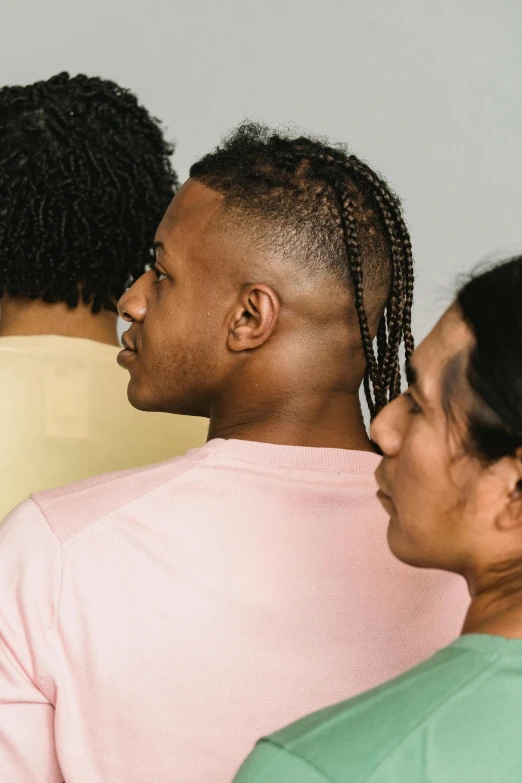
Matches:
[190,123,414,417]
[0,71,177,313]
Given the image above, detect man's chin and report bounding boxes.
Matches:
[126,382,207,417]
[126,382,160,412]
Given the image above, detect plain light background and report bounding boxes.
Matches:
[2,0,521,341]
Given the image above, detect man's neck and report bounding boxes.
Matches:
[0,296,119,346]
[207,390,374,452]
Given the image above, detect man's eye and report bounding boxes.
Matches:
[403,391,422,415]
[151,266,167,283]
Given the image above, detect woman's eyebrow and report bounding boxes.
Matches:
[405,359,429,404]
[405,359,418,388]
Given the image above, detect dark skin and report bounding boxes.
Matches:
[118,179,375,451]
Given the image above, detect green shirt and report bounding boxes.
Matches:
[233,635,522,782]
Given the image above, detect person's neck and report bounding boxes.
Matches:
[207,388,374,451]
[0,296,119,346]
[462,570,522,640]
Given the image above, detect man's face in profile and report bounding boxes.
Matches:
[117,180,230,416]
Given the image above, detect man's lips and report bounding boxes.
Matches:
[121,331,137,352]
[117,346,137,367]
[117,331,138,367]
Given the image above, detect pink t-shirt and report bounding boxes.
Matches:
[0,439,469,782]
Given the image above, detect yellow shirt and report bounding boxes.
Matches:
[0,335,208,520]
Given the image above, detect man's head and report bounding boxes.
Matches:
[118,123,414,418]
[0,72,177,313]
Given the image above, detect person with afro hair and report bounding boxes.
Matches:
[0,72,208,519]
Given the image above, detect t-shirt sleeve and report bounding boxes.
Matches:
[232,740,329,783]
[0,499,63,781]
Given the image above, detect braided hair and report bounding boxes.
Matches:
[190,122,414,417]
[0,72,177,313]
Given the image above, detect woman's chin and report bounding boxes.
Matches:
[386,522,426,568]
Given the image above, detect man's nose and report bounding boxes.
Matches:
[117,278,147,323]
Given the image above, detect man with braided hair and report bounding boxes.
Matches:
[0,72,208,519]
[0,123,468,782]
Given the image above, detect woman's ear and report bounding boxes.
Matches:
[226,283,280,352]
[495,451,522,532]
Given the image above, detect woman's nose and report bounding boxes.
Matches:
[370,398,403,457]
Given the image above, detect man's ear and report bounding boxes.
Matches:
[226,283,280,352]
[496,449,522,532]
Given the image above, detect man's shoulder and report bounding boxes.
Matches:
[31,442,219,544]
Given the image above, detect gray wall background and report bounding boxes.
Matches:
[2,0,521,341]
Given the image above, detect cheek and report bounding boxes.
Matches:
[390,444,474,572]
[143,294,187,353]
[393,436,430,506]
[144,300,220,385]
[392,430,457,535]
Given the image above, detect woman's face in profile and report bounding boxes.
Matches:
[371,306,509,575]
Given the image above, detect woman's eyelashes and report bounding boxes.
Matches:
[403,390,422,415]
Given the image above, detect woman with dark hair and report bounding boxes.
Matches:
[233,255,522,782]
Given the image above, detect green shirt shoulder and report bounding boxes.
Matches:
[234,741,330,782]
[233,635,522,783]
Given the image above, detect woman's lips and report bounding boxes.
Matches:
[376,489,395,514]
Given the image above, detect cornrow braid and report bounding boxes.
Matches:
[190,122,415,416]
[282,147,407,414]
[350,157,415,351]
[345,158,410,400]
[317,153,409,414]
[341,193,385,415]
[295,145,414,411]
